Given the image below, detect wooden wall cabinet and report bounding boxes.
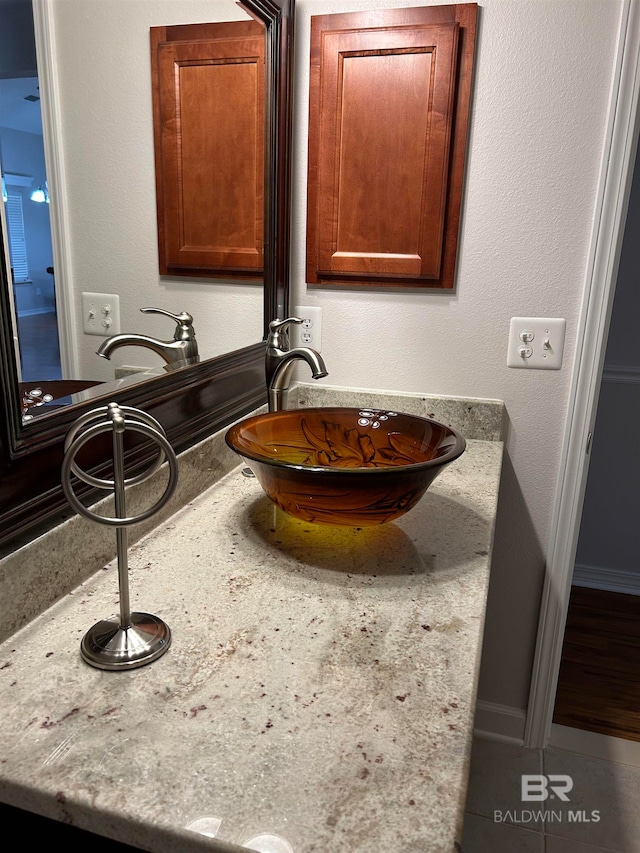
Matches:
[306,4,477,289]
[151,21,265,279]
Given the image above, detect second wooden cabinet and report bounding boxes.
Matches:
[306,4,477,289]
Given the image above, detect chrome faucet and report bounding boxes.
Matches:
[96,307,198,369]
[266,317,328,411]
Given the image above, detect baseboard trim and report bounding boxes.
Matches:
[17,307,56,318]
[572,562,640,596]
[473,701,526,745]
[602,363,640,384]
[550,724,640,767]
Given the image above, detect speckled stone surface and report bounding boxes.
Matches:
[0,436,502,853]
[0,389,500,646]
[291,384,505,442]
[0,416,252,644]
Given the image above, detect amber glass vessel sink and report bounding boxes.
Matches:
[225,407,466,526]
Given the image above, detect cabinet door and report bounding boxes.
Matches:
[306,4,477,289]
[151,22,265,278]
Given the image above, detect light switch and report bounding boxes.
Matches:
[507,317,566,369]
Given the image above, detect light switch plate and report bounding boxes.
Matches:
[507,317,566,369]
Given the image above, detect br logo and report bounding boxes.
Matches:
[521,775,573,802]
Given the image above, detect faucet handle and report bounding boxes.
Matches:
[268,317,303,349]
[140,307,195,341]
[269,317,303,332]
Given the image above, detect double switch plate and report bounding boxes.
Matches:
[507,317,566,369]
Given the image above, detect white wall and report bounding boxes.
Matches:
[290,0,623,713]
[51,0,264,380]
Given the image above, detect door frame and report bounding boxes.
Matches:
[525,0,640,748]
[31,0,78,379]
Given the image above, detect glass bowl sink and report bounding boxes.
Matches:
[225,407,466,526]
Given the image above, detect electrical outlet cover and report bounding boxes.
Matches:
[292,305,322,350]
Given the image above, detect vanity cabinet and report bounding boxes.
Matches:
[306,4,477,289]
[150,21,265,279]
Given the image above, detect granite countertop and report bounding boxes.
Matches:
[0,425,503,853]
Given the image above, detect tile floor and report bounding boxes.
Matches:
[463,736,640,852]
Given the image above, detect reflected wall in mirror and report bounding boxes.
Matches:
[1,0,266,422]
[0,0,294,549]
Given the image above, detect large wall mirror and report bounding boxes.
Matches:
[0,0,294,549]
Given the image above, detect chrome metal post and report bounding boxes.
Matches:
[111,404,131,628]
[61,403,179,670]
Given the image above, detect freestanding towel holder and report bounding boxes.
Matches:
[61,402,178,671]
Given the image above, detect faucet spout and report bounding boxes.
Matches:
[267,346,328,412]
[96,334,197,368]
[96,308,198,369]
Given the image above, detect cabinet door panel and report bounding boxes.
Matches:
[318,25,458,280]
[151,22,264,278]
[307,4,477,290]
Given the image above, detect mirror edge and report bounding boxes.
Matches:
[252,0,293,329]
[0,0,294,551]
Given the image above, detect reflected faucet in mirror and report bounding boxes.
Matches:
[97,307,199,370]
[265,317,328,411]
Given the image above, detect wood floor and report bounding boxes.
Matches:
[16,309,62,382]
[553,584,640,741]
